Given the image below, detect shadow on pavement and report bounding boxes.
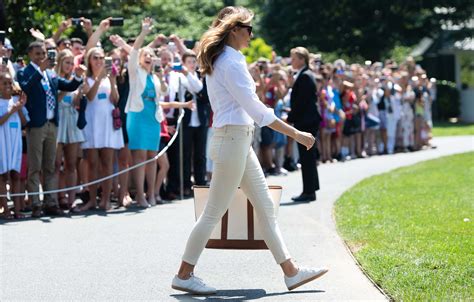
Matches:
[0,205,158,225]
[280,201,314,207]
[170,288,325,301]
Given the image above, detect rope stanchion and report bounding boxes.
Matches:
[0,110,185,199]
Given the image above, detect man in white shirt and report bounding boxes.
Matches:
[180,51,209,195]
[159,49,202,198]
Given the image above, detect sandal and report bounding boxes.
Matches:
[137,199,150,209]
[155,194,165,205]
[14,212,26,219]
[78,201,98,212]
[1,208,14,220]
[99,200,112,211]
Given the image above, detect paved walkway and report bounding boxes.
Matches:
[1,136,473,301]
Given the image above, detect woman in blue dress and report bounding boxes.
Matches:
[125,18,194,207]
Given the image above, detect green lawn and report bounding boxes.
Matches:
[335,152,474,301]
[432,121,474,136]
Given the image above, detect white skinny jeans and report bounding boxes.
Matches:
[182,125,291,265]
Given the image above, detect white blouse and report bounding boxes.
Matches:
[206,46,276,128]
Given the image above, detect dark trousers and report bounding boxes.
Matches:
[166,124,180,195]
[183,126,208,189]
[295,124,320,194]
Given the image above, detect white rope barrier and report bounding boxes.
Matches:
[1,110,185,199]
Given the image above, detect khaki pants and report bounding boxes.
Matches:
[182,125,291,265]
[26,122,58,207]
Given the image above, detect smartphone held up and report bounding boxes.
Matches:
[153,58,162,73]
[47,49,57,68]
[109,17,124,27]
[105,56,113,74]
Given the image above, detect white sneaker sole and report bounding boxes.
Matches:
[171,284,217,295]
[287,269,329,291]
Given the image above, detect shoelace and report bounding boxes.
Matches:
[189,273,207,287]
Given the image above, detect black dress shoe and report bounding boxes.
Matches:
[283,157,297,172]
[291,193,316,203]
[43,206,65,216]
[31,206,42,218]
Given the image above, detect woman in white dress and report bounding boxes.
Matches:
[80,47,124,211]
[0,72,28,219]
[54,49,86,209]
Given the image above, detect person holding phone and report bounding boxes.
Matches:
[126,18,194,207]
[17,41,83,218]
[54,49,86,210]
[171,6,327,295]
[78,46,124,211]
[158,47,202,200]
[0,36,16,79]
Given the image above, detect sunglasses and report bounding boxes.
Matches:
[92,56,105,60]
[237,24,253,35]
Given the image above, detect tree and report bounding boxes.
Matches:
[260,0,474,61]
[3,0,223,56]
[242,37,272,63]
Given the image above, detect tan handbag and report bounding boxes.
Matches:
[193,185,282,250]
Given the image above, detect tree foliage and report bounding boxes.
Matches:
[260,0,474,61]
[2,0,472,62]
[242,37,272,63]
[2,0,225,55]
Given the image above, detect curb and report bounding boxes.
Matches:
[332,203,393,301]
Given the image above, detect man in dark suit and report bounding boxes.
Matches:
[17,41,83,217]
[287,47,321,202]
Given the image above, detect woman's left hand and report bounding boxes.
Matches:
[295,130,316,150]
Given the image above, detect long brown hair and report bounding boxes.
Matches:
[197,6,253,75]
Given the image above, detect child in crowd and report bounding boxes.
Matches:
[0,72,29,219]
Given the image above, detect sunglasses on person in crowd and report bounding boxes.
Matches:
[237,24,253,35]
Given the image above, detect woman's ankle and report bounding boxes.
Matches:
[177,271,193,280]
[281,259,299,277]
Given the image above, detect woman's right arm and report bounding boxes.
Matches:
[128,18,154,78]
[85,18,111,54]
[133,18,153,50]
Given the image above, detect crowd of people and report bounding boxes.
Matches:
[0,16,436,220]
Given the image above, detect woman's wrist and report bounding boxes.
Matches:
[292,128,300,140]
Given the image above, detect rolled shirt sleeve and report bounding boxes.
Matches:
[224,62,276,127]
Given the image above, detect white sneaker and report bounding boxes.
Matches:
[171,273,217,295]
[284,267,328,290]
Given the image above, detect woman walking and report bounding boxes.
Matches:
[172,6,328,295]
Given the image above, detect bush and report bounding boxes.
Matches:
[242,38,273,64]
[435,81,460,120]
